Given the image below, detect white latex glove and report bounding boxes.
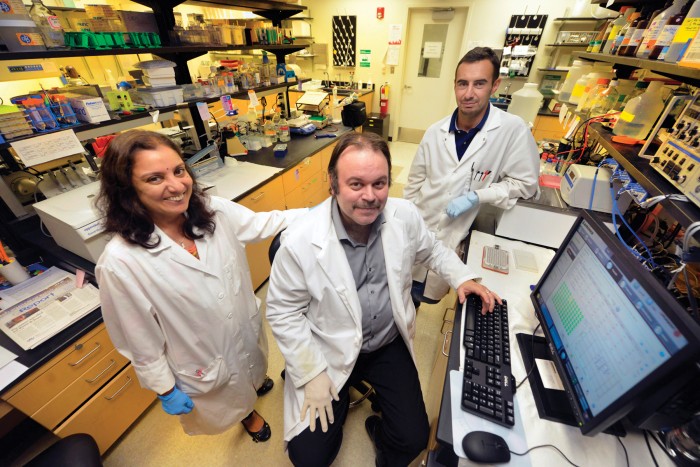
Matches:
[301,371,339,432]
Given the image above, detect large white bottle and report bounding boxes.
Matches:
[558,61,592,103]
[613,81,666,140]
[506,83,543,126]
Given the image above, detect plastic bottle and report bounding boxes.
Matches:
[54,95,77,124]
[649,0,694,60]
[591,20,614,53]
[613,81,666,140]
[278,115,290,142]
[590,80,621,117]
[569,65,613,105]
[637,0,688,58]
[506,83,543,125]
[664,0,700,61]
[558,61,592,102]
[611,12,641,55]
[29,0,64,49]
[602,7,636,54]
[578,78,612,116]
[246,103,258,126]
[261,52,272,86]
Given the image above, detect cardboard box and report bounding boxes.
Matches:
[119,10,158,32]
[66,96,110,123]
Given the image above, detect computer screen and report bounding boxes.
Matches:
[531,211,700,436]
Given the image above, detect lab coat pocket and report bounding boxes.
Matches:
[176,357,231,396]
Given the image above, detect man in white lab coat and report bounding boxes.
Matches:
[266,132,500,466]
[405,47,540,304]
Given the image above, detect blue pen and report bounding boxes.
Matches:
[315,134,337,139]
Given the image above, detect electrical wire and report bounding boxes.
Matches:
[509,444,580,466]
[617,436,630,467]
[611,183,660,269]
[644,430,660,467]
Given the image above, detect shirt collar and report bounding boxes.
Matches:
[331,198,385,247]
[449,104,490,134]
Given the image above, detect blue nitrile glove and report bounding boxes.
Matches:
[446,192,480,218]
[158,387,194,415]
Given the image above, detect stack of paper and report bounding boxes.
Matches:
[0,267,100,351]
[143,67,176,88]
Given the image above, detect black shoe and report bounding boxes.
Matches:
[242,411,272,443]
[365,415,386,467]
[256,376,274,396]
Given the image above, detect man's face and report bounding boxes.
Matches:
[454,60,501,122]
[332,147,390,229]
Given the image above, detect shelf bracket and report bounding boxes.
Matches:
[253,8,304,27]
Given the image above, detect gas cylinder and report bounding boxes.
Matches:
[380,82,389,116]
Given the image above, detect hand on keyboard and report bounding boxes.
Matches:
[456,280,502,314]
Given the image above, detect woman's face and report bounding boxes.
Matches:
[131,144,193,226]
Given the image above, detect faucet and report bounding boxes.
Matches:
[503,81,512,101]
[324,71,332,88]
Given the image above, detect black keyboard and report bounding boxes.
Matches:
[460,295,515,428]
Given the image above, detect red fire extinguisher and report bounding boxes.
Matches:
[380,83,389,117]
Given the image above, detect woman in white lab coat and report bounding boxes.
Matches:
[95,130,304,439]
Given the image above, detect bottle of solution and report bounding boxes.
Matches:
[618,7,652,56]
[506,83,543,126]
[602,7,636,54]
[261,52,272,86]
[578,78,612,116]
[29,0,65,49]
[611,11,641,55]
[278,115,290,142]
[559,61,592,103]
[637,0,688,58]
[664,0,700,62]
[589,80,620,117]
[649,0,694,60]
[613,80,666,140]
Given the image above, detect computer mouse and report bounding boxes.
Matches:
[462,430,511,463]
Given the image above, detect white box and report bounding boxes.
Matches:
[67,96,110,123]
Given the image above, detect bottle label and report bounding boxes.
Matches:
[619,111,635,122]
[628,28,645,47]
[15,33,45,46]
[673,18,700,43]
[47,15,61,30]
[656,25,681,47]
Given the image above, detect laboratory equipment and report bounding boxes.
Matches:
[481,245,509,273]
[32,181,109,263]
[560,164,620,213]
[185,144,224,178]
[523,210,700,436]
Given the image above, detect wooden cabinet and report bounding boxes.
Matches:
[55,365,155,454]
[238,176,286,290]
[319,141,336,196]
[2,323,155,454]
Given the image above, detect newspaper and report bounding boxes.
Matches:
[0,267,100,350]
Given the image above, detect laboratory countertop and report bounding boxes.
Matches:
[0,125,354,395]
[287,88,374,97]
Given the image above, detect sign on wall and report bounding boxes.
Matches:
[333,15,357,67]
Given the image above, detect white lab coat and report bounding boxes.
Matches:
[265,197,478,442]
[404,104,540,300]
[95,196,305,435]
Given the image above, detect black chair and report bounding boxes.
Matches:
[268,230,380,412]
[24,434,102,467]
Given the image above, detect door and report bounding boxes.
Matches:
[397,8,468,143]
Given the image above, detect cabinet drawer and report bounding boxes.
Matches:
[320,142,336,195]
[55,365,156,455]
[282,155,321,195]
[285,172,324,209]
[33,348,129,429]
[7,325,115,416]
[237,176,285,212]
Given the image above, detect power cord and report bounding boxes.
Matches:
[509,444,580,466]
[617,436,630,467]
[644,430,660,467]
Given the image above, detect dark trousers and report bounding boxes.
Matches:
[288,338,429,467]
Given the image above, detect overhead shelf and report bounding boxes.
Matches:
[546,43,590,47]
[589,123,700,227]
[538,68,569,72]
[573,51,700,87]
[554,17,606,21]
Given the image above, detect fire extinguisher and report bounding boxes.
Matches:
[380,83,389,117]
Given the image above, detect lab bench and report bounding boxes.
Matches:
[0,126,352,456]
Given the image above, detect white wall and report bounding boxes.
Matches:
[297,0,594,135]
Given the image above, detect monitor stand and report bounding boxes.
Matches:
[516,333,626,437]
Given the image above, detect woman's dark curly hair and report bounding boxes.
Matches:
[96,130,216,248]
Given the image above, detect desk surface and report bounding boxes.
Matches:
[434,231,674,466]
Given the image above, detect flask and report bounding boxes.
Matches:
[649,0,694,60]
[637,0,689,58]
[506,83,543,126]
[613,81,666,140]
[28,0,65,49]
[664,0,700,62]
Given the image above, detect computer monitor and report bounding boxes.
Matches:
[528,210,700,436]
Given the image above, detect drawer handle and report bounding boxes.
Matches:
[442,330,452,357]
[84,359,116,383]
[250,192,265,201]
[104,376,132,401]
[68,343,101,367]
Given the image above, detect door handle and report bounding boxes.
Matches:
[404,85,412,90]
